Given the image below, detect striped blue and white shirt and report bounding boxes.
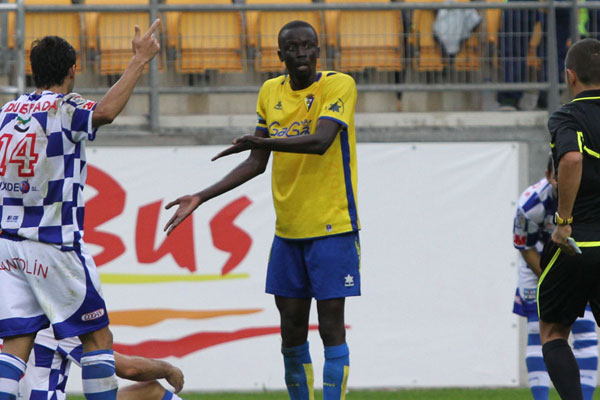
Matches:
[0,91,96,251]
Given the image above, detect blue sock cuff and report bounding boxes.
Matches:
[324,343,349,359]
[161,390,174,400]
[282,341,310,357]
[81,349,114,358]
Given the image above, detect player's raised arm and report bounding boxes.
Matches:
[163,128,271,235]
[92,19,161,128]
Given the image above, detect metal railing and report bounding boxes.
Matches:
[0,0,598,131]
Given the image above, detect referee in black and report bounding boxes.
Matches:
[539,38,600,400]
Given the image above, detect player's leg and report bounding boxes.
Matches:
[266,235,314,400]
[524,307,550,400]
[275,296,313,400]
[316,298,349,400]
[79,327,118,400]
[117,381,184,400]
[0,334,34,400]
[571,307,598,400]
[308,232,360,400]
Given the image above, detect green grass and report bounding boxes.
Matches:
[67,388,578,399]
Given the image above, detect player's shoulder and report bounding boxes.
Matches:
[260,75,287,91]
[321,71,356,87]
[518,177,552,213]
[548,101,578,132]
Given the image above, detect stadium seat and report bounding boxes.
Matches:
[6,0,82,74]
[84,0,153,75]
[176,8,245,73]
[406,0,481,72]
[322,0,402,72]
[245,0,325,72]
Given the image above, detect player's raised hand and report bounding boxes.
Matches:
[132,18,161,64]
[211,135,261,161]
[165,365,184,393]
[164,193,203,235]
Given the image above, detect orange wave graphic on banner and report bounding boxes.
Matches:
[114,325,323,358]
[109,309,262,327]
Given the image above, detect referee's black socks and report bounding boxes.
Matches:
[542,338,583,400]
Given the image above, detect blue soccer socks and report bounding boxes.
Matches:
[0,353,26,400]
[282,341,314,400]
[162,390,183,400]
[81,350,118,400]
[572,314,598,400]
[323,343,349,400]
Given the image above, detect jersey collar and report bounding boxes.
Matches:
[571,89,600,102]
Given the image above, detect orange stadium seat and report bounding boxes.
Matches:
[336,10,403,72]
[245,0,325,72]
[406,0,481,72]
[405,0,444,72]
[7,0,82,74]
[177,9,245,73]
[84,0,153,75]
[323,0,402,72]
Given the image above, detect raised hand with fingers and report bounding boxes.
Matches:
[132,18,161,64]
[163,194,203,236]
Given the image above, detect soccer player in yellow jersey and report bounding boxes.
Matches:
[164,20,360,400]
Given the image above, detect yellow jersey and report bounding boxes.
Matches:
[256,71,360,239]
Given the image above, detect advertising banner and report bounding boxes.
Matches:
[60,142,520,392]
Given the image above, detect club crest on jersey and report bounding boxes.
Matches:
[304,95,314,112]
[274,101,283,110]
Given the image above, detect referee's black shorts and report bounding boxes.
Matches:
[538,226,600,327]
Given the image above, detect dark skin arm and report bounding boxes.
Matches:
[211,118,341,160]
[163,129,271,235]
[164,119,342,235]
[551,151,583,255]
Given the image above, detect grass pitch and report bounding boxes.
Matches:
[69,388,575,399]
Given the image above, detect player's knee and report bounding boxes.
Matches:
[317,320,345,346]
[79,326,113,352]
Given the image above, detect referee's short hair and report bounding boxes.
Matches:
[565,38,600,85]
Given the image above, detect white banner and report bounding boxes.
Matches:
[63,142,521,392]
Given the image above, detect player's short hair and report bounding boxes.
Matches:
[30,36,76,89]
[565,38,600,85]
[278,20,319,48]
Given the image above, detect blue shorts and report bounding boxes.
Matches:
[266,231,361,300]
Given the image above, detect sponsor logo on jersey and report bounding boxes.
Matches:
[0,181,38,193]
[269,119,311,138]
[81,308,106,322]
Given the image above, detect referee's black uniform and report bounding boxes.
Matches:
[539,89,600,326]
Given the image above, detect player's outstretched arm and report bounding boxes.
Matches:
[163,129,270,235]
[114,352,184,393]
[212,118,341,161]
[92,19,161,128]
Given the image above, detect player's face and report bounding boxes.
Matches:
[278,27,320,81]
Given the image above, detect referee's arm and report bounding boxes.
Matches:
[552,151,583,253]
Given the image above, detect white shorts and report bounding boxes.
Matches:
[0,237,108,339]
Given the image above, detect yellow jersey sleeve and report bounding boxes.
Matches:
[318,73,357,128]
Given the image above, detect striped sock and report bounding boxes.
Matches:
[572,309,598,400]
[282,341,314,400]
[525,310,550,400]
[0,353,26,400]
[323,343,349,400]
[162,391,183,400]
[81,350,118,400]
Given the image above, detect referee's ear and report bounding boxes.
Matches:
[566,69,577,87]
